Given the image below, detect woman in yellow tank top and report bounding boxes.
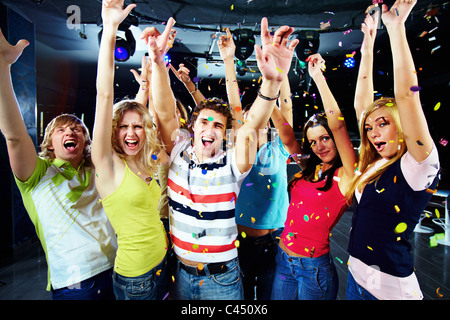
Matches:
[92,0,168,300]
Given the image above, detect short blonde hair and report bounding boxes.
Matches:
[39,114,91,165]
[345,98,407,204]
[111,99,163,175]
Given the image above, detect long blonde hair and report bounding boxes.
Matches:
[345,98,407,204]
[111,100,163,176]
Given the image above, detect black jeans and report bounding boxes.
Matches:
[237,228,283,300]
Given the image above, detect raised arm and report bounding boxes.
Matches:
[354,8,379,122]
[307,53,357,182]
[218,28,243,129]
[142,18,179,154]
[278,77,293,126]
[235,17,298,173]
[0,29,36,182]
[92,0,136,166]
[382,0,433,162]
[271,105,301,155]
[170,63,205,105]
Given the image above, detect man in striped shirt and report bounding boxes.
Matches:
[146,16,299,299]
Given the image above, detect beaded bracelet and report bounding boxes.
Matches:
[257,88,280,101]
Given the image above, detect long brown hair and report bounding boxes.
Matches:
[288,112,342,192]
[344,98,407,205]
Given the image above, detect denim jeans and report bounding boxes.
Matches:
[112,254,168,300]
[51,268,114,300]
[271,247,338,300]
[237,228,282,300]
[170,257,244,300]
[346,271,378,300]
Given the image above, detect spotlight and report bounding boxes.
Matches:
[236,60,247,76]
[97,15,138,62]
[114,29,136,62]
[295,30,320,62]
[232,29,255,61]
[164,54,171,65]
[344,57,355,68]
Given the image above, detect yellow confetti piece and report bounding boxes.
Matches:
[393,176,397,183]
[394,205,400,213]
[156,269,162,276]
[241,231,247,238]
[234,240,240,248]
[367,246,373,251]
[394,222,407,234]
[230,4,234,10]
[197,263,204,271]
[436,287,444,298]
[435,208,440,219]
[251,217,256,224]
[338,116,345,121]
[172,275,175,283]
[434,102,441,111]
[287,242,293,246]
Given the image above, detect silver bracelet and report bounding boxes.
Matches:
[257,88,280,101]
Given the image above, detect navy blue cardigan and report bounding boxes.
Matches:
[348,159,439,277]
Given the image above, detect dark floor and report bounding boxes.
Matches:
[0,206,449,300]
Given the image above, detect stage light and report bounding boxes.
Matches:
[164,54,171,65]
[344,57,355,68]
[295,30,320,62]
[232,29,255,61]
[236,59,247,76]
[114,29,135,62]
[97,15,138,62]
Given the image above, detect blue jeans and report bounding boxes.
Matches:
[112,255,168,300]
[51,268,114,300]
[346,271,378,300]
[170,257,244,300]
[237,228,282,300]
[271,248,338,300]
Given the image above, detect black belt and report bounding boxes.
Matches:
[179,260,229,276]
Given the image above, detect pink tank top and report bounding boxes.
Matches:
[281,172,347,257]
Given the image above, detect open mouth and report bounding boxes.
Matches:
[201,137,215,148]
[125,139,138,149]
[374,141,386,152]
[63,140,77,152]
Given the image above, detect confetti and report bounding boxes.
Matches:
[156,269,162,276]
[394,205,401,213]
[367,246,373,251]
[251,217,256,224]
[230,4,234,10]
[207,116,214,121]
[304,214,309,222]
[410,85,421,92]
[276,67,283,73]
[439,138,448,146]
[436,287,444,298]
[199,279,204,287]
[435,208,440,219]
[335,257,343,264]
[201,169,207,175]
[433,102,441,111]
[241,231,247,238]
[394,222,407,234]
[197,263,204,271]
[234,240,240,248]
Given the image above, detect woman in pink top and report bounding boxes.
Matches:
[271,54,357,300]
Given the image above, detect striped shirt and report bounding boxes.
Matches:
[168,131,249,263]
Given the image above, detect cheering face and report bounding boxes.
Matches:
[364,106,399,159]
[306,124,338,166]
[116,110,146,157]
[50,123,86,168]
[192,108,227,161]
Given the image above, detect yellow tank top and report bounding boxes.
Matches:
[101,160,167,277]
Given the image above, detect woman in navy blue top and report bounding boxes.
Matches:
[344,0,440,299]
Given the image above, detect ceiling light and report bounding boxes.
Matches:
[232,29,255,61]
[295,30,320,62]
